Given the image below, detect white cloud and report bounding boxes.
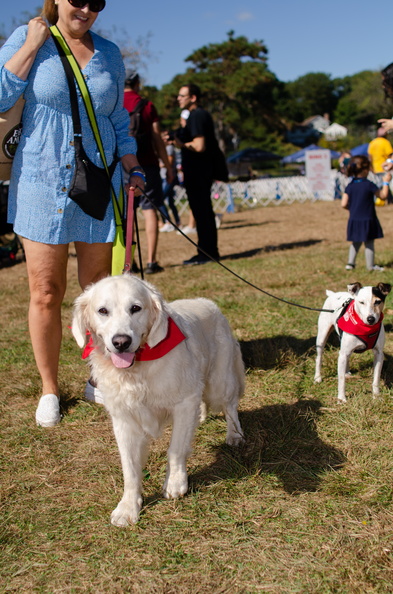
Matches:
[237,12,254,21]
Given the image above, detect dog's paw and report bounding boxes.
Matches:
[110,498,142,526]
[226,431,245,447]
[314,375,322,384]
[337,396,347,404]
[163,472,188,500]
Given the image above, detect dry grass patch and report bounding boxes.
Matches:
[1,200,393,592]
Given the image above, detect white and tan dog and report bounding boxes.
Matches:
[72,274,244,526]
[314,282,391,402]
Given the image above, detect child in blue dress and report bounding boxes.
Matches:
[342,156,391,271]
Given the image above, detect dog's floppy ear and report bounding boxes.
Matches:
[377,283,392,297]
[72,290,91,348]
[347,282,362,295]
[145,284,169,348]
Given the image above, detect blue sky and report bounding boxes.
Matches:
[1,0,390,88]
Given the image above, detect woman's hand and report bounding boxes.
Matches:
[121,154,145,198]
[5,17,50,80]
[25,17,51,51]
[127,175,145,198]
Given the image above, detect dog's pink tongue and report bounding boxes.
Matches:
[110,351,135,368]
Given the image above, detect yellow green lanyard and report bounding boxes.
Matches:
[50,25,124,228]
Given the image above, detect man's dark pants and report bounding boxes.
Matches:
[184,176,219,260]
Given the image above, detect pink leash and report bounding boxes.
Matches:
[123,187,134,274]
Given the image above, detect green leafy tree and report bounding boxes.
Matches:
[334,70,389,127]
[281,72,337,122]
[157,31,286,153]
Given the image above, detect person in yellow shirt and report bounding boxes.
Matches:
[368,128,393,173]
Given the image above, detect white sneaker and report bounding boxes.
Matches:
[370,265,385,272]
[84,380,104,404]
[177,225,197,236]
[36,394,61,427]
[159,223,175,232]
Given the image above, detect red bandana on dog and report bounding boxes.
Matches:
[337,300,383,352]
[82,317,186,363]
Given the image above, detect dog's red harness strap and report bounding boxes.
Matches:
[135,317,186,361]
[337,300,383,351]
[81,318,186,361]
[82,333,94,360]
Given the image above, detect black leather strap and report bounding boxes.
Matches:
[51,34,82,137]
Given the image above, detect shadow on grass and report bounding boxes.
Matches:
[190,399,346,495]
[382,353,393,389]
[166,238,322,268]
[58,390,89,416]
[240,334,317,370]
[382,320,393,388]
[221,219,274,231]
[220,239,323,262]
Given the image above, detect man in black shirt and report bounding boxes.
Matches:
[176,84,220,265]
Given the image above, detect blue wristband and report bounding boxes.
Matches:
[383,181,390,186]
[129,171,146,183]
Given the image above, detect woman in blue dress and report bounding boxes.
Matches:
[0,0,145,427]
[341,155,390,272]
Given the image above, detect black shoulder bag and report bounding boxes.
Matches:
[51,26,119,221]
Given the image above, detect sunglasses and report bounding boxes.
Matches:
[67,0,106,13]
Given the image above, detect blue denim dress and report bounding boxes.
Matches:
[0,26,136,244]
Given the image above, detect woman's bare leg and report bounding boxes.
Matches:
[74,241,113,289]
[23,239,69,397]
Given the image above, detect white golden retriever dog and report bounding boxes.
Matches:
[72,274,244,526]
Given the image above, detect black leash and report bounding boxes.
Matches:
[132,186,335,314]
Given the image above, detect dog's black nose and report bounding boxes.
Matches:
[112,334,132,352]
[367,315,376,325]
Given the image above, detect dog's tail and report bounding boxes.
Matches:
[326,290,335,297]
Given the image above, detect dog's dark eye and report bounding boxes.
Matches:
[131,305,141,314]
[359,301,365,305]
[98,307,109,316]
[375,300,382,306]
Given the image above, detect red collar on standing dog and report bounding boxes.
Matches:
[337,300,383,352]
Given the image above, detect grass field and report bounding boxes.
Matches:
[1,200,393,592]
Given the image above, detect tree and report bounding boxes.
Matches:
[157,31,286,153]
[281,72,337,123]
[333,71,389,128]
